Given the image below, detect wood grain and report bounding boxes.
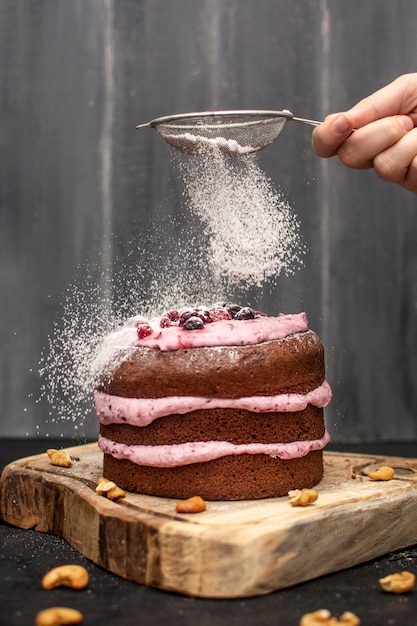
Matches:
[1,444,417,598]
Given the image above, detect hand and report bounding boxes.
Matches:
[311,73,417,193]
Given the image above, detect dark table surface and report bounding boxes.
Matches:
[1,439,416,626]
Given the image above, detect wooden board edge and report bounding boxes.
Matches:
[1,446,417,598]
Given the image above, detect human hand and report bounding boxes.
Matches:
[311,73,417,193]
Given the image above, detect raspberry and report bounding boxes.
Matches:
[208,308,232,322]
[159,314,172,328]
[159,309,181,328]
[166,309,180,322]
[136,323,153,339]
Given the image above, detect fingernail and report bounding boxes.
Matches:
[397,115,414,131]
[331,114,352,135]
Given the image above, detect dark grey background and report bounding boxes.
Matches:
[1,0,417,444]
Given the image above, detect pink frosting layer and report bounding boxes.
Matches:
[98,431,331,467]
[95,381,332,427]
[103,312,308,352]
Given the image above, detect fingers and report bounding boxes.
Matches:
[311,73,417,193]
[312,73,417,160]
[373,127,417,193]
[312,113,417,192]
[336,115,415,169]
[311,112,414,161]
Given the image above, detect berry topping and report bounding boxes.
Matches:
[234,307,255,320]
[227,304,244,318]
[208,308,232,322]
[159,309,182,328]
[179,308,210,326]
[136,322,153,339]
[166,309,181,322]
[183,316,205,331]
[159,314,172,328]
[158,302,265,331]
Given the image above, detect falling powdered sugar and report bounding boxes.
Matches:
[37,153,306,437]
[178,156,305,289]
[36,231,226,436]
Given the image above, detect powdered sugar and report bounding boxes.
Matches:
[178,156,305,288]
[38,151,306,435]
[162,131,257,157]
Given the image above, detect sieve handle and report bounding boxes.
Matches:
[291,116,322,128]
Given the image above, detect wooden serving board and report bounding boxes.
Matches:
[1,444,417,598]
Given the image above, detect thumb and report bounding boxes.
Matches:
[312,113,355,158]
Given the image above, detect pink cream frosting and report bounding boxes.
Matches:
[95,381,332,427]
[103,312,309,352]
[98,431,331,468]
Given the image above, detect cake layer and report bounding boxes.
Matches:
[102,449,325,500]
[97,330,324,399]
[99,405,325,446]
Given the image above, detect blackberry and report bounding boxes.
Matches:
[183,316,205,331]
[179,308,210,326]
[234,307,255,320]
[226,304,243,318]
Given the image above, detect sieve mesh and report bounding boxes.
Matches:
[136,110,322,157]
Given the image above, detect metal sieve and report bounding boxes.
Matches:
[136,110,322,157]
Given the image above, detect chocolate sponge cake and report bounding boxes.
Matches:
[94,305,331,500]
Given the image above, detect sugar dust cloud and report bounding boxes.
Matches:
[38,152,305,436]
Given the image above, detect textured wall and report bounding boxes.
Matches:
[1,0,417,443]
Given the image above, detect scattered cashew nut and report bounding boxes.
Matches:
[42,564,89,590]
[176,495,206,514]
[35,607,83,626]
[47,449,72,468]
[379,571,416,593]
[367,466,395,481]
[299,609,360,625]
[288,488,318,507]
[95,477,126,500]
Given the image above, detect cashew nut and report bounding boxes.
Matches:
[288,488,319,507]
[176,495,207,514]
[35,607,83,626]
[379,571,416,593]
[300,609,360,625]
[46,449,72,468]
[338,614,361,625]
[41,565,89,590]
[367,466,395,481]
[95,477,126,500]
